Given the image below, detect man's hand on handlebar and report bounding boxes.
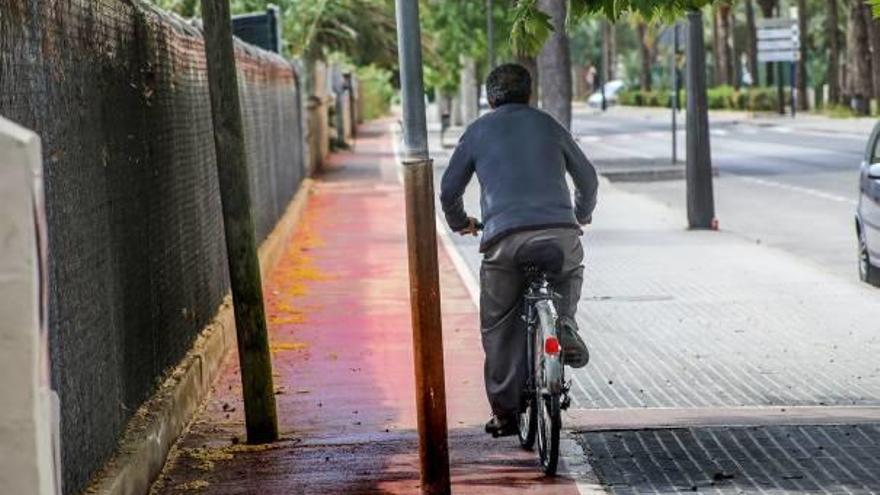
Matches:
[457,217,482,236]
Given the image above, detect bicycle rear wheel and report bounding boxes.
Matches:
[518,396,537,449]
[536,393,561,475]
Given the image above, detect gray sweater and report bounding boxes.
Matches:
[440,103,599,251]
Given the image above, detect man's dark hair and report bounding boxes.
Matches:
[486,63,532,107]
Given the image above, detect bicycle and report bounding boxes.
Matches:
[514,240,572,475]
[467,222,572,475]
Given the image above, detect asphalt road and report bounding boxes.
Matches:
[572,106,872,282]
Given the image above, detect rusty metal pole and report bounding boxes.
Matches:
[393,1,451,494]
[200,0,279,443]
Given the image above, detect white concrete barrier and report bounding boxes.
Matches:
[0,116,60,495]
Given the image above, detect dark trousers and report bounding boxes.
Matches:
[479,228,584,417]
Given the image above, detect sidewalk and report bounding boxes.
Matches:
[149,120,590,494]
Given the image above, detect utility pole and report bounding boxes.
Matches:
[393,1,451,494]
[685,9,716,229]
[200,0,278,443]
[487,0,495,69]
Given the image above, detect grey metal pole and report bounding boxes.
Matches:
[672,23,679,164]
[487,0,495,69]
[685,9,716,229]
[393,1,451,494]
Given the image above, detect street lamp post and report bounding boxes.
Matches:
[393,1,452,494]
[685,9,716,229]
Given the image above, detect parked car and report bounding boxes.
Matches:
[856,121,880,287]
[587,80,625,108]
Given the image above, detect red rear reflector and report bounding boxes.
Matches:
[545,336,560,355]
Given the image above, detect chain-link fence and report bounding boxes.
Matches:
[0,1,304,492]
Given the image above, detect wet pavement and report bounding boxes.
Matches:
[149,120,591,494]
[150,115,880,494]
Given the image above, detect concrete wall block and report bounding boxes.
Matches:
[0,116,59,495]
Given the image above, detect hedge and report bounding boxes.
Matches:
[618,85,782,112]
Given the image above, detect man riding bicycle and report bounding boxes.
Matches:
[439,63,599,438]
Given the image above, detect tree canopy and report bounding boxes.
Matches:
[152,0,398,66]
[511,0,714,56]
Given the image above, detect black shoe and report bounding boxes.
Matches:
[485,414,518,438]
[558,316,589,368]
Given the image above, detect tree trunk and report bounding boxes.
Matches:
[537,0,572,128]
[637,21,652,91]
[865,3,880,106]
[459,56,479,124]
[717,4,734,86]
[516,54,540,106]
[828,0,841,104]
[757,0,777,85]
[796,0,808,110]
[745,0,759,86]
[849,0,872,114]
[713,4,721,86]
[602,21,617,81]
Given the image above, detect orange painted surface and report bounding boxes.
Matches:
[152,121,582,494]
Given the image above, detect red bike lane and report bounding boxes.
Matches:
[151,120,583,494]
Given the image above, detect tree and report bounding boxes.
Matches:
[797,0,809,110]
[745,0,759,85]
[603,21,617,82]
[828,0,842,104]
[537,0,572,128]
[636,21,653,91]
[848,0,872,114]
[865,4,880,106]
[713,3,734,87]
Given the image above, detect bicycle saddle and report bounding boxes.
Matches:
[516,239,565,275]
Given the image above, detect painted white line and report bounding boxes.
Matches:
[732,175,858,205]
[581,139,657,159]
[435,221,481,306]
[710,129,730,136]
[772,126,793,133]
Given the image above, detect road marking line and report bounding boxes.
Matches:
[581,139,657,159]
[732,175,857,205]
[710,129,730,136]
[435,221,481,306]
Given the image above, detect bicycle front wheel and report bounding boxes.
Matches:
[536,393,561,475]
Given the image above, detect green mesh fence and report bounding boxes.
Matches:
[0,1,304,492]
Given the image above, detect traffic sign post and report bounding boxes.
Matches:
[757,18,798,117]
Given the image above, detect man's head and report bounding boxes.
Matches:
[485,63,531,108]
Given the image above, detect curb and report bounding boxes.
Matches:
[81,179,314,495]
[599,166,721,183]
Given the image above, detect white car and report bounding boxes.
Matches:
[587,80,625,108]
